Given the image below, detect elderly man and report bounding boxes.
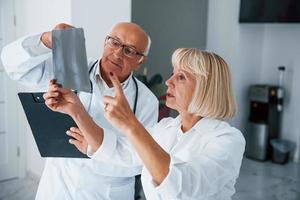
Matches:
[1,22,158,200]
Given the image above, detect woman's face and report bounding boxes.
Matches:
[165,68,196,113]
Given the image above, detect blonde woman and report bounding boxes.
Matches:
[45,48,245,200]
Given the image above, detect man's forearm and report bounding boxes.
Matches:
[71,106,104,152]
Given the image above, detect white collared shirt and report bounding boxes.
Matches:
[1,34,159,200]
[141,116,245,200]
[94,61,131,93]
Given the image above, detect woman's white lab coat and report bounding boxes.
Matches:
[89,115,245,199]
[141,116,245,200]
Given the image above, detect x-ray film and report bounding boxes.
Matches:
[52,28,91,93]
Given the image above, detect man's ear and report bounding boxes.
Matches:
[134,56,148,71]
[138,56,148,65]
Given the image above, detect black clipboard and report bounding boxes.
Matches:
[18,92,88,158]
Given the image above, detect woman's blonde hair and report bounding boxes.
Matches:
[171,48,236,120]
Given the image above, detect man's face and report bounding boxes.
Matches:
[101,23,148,83]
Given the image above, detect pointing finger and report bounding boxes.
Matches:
[109,72,124,97]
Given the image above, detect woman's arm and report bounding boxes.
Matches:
[103,73,171,184]
[127,118,170,184]
[152,132,245,199]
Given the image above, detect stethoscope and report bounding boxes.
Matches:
[88,60,138,114]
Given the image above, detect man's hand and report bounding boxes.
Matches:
[43,79,84,117]
[67,127,88,154]
[41,23,74,49]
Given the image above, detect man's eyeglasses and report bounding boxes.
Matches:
[105,36,145,59]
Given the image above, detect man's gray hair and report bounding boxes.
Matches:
[144,35,151,56]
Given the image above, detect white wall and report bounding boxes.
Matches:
[15,0,72,177]
[207,0,300,161]
[14,0,131,178]
[71,0,131,59]
[206,0,264,130]
[260,25,300,161]
[15,0,71,36]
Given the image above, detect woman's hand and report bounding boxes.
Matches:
[103,73,138,133]
[104,73,171,184]
[43,80,84,117]
[67,127,88,154]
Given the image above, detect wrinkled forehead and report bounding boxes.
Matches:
[109,24,148,52]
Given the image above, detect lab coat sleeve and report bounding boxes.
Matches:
[153,132,245,199]
[87,128,117,160]
[89,96,159,167]
[0,33,53,88]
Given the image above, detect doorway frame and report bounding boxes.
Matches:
[0,0,26,179]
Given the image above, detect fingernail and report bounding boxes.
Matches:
[69,139,72,143]
[66,131,70,135]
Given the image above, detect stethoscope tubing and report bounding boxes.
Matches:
[88,60,138,114]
